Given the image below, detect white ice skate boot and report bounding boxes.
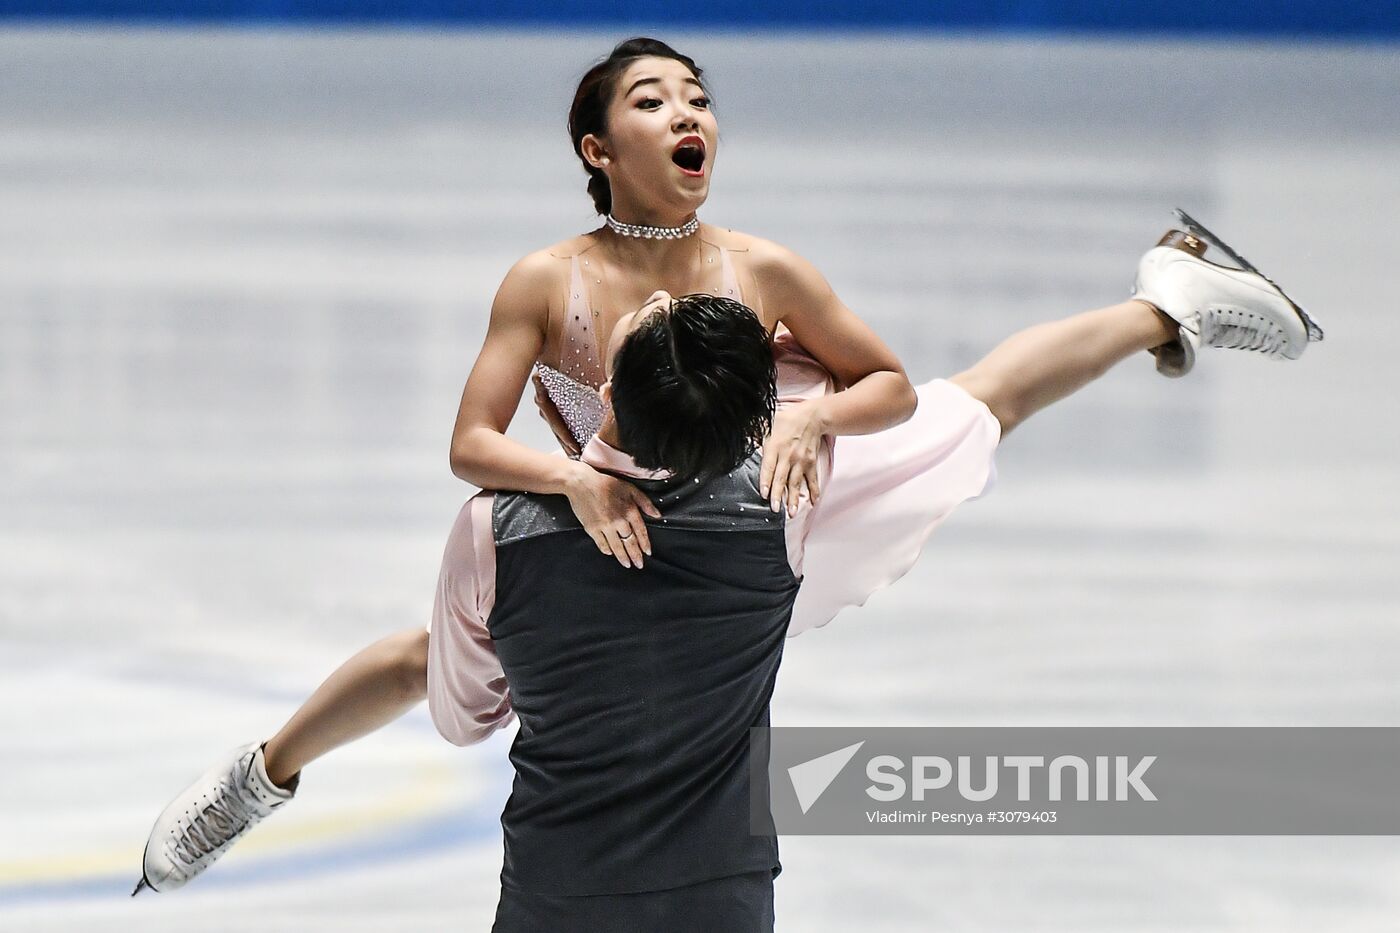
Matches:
[132,742,296,895]
[1132,209,1325,377]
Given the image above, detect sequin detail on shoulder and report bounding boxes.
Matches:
[535,363,606,447]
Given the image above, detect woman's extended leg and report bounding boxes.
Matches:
[953,215,1326,437]
[135,627,430,894]
[950,299,1176,437]
[262,627,428,787]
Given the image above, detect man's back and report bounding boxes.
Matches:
[487,447,798,896]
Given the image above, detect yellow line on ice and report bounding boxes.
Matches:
[0,759,460,885]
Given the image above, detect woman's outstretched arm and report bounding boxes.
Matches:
[753,240,919,514]
[448,251,660,567]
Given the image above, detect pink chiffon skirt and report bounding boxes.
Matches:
[773,328,1002,637]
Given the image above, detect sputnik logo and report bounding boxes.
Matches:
[787,741,866,814]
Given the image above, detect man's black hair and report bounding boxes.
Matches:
[611,294,776,480]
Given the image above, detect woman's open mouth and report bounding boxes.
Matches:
[671,137,706,177]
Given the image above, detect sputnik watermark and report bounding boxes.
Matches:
[865,753,1156,801]
[750,727,1400,835]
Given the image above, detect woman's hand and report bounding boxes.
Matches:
[759,399,828,518]
[532,371,582,458]
[563,462,663,569]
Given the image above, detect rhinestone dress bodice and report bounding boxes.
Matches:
[535,245,744,449]
[534,363,607,447]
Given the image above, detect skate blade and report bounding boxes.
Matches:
[131,876,152,897]
[1172,208,1325,343]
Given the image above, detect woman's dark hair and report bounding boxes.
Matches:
[568,37,708,216]
[611,295,775,480]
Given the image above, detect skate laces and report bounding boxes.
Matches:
[1202,307,1287,357]
[168,768,262,870]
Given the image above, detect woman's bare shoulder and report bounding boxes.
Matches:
[539,231,606,261]
[703,226,804,271]
[706,229,820,291]
[497,233,601,297]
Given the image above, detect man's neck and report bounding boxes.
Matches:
[595,416,623,451]
[581,419,672,482]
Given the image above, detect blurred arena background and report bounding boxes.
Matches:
[3,4,1399,930]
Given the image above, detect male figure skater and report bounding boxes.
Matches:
[427,293,813,930]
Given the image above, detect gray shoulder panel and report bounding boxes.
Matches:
[491,447,782,547]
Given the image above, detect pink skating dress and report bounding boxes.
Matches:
[533,245,1001,636]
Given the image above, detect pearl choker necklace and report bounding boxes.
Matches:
[605,214,699,240]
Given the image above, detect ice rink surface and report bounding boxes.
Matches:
[3,25,1400,931]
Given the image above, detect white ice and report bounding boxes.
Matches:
[2,26,1399,932]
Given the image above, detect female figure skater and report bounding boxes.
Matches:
[134,37,1321,895]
